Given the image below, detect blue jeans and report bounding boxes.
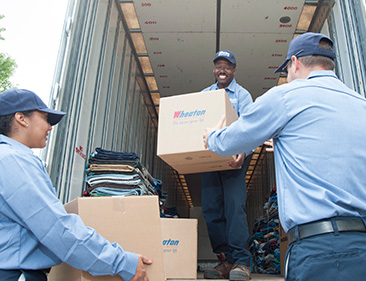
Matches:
[201,164,251,265]
[285,231,366,281]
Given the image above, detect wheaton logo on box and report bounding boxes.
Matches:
[162,238,180,253]
[158,89,239,174]
[173,109,206,119]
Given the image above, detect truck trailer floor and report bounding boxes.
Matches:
[169,272,284,280]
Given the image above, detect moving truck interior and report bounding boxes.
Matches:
[42,0,365,279]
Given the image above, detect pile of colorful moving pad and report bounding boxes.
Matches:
[249,187,281,275]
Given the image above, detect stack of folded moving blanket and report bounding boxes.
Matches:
[248,187,281,275]
[84,147,164,198]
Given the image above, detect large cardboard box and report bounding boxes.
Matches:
[49,196,165,281]
[161,218,198,279]
[157,89,238,174]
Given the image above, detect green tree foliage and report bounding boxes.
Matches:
[0,15,17,92]
[0,53,17,92]
[0,15,5,40]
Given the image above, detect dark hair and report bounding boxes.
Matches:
[298,38,335,70]
[0,111,33,136]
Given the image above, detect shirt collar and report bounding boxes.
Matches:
[215,78,237,93]
[307,70,338,80]
[0,134,34,155]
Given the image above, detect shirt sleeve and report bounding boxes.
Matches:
[0,151,138,281]
[208,87,289,157]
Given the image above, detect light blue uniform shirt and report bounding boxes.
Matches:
[202,78,253,116]
[0,135,138,280]
[208,71,366,232]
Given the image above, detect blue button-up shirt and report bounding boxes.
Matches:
[0,135,137,280]
[202,78,253,116]
[208,71,366,232]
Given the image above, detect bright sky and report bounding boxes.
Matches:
[0,0,68,104]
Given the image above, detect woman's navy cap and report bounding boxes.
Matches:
[0,89,66,125]
[275,32,336,73]
[213,50,237,66]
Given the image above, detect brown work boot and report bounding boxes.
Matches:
[204,253,233,279]
[229,263,251,281]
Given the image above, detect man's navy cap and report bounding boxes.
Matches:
[213,50,236,66]
[0,89,66,125]
[274,32,336,73]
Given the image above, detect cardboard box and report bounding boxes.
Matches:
[49,196,166,281]
[157,89,238,174]
[161,218,198,279]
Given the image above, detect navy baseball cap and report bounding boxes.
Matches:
[213,50,236,66]
[0,89,66,125]
[275,32,336,73]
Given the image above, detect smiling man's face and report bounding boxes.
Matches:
[213,58,236,89]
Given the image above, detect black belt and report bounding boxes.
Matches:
[287,218,366,245]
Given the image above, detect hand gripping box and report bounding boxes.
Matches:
[49,196,166,281]
[157,89,238,174]
[161,218,198,279]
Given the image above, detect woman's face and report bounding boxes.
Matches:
[24,111,52,148]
